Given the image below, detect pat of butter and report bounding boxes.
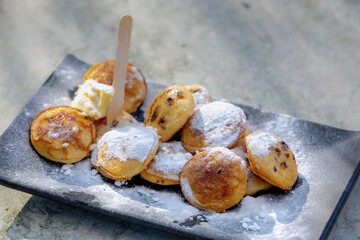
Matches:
[71,79,115,120]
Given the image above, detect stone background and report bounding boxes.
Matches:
[0,0,359,239]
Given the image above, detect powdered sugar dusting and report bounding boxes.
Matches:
[180,177,194,198]
[60,164,73,175]
[246,131,279,156]
[189,101,246,148]
[47,121,79,141]
[230,144,248,160]
[207,147,247,169]
[95,126,159,164]
[90,146,98,166]
[114,180,128,187]
[125,65,146,101]
[190,85,211,108]
[150,142,193,175]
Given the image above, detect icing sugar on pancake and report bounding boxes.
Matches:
[30,106,96,163]
[246,131,279,156]
[180,147,247,212]
[186,84,212,108]
[140,141,193,185]
[124,63,147,113]
[91,126,159,180]
[230,143,248,160]
[181,101,247,153]
[246,131,298,190]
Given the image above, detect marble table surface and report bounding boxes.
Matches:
[0,0,359,239]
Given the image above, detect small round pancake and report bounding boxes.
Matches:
[186,84,212,108]
[94,111,139,140]
[144,85,194,142]
[180,147,247,212]
[181,101,247,153]
[231,138,273,196]
[140,141,193,185]
[30,106,96,163]
[246,131,298,190]
[83,60,147,113]
[91,126,159,180]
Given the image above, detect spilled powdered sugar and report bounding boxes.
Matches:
[114,180,128,187]
[150,142,193,174]
[246,131,279,156]
[60,163,73,175]
[49,156,309,236]
[93,126,159,164]
[190,101,246,148]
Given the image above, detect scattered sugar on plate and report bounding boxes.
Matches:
[91,169,98,176]
[152,197,160,202]
[60,163,73,175]
[137,189,147,196]
[114,180,128,187]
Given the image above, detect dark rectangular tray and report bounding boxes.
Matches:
[1,55,359,239]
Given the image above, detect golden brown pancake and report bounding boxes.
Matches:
[91,126,159,180]
[30,106,96,163]
[144,85,194,142]
[83,60,147,113]
[181,101,247,153]
[246,131,298,190]
[180,147,247,212]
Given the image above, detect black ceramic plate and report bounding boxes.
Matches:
[1,55,359,240]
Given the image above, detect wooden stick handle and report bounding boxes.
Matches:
[107,15,133,125]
